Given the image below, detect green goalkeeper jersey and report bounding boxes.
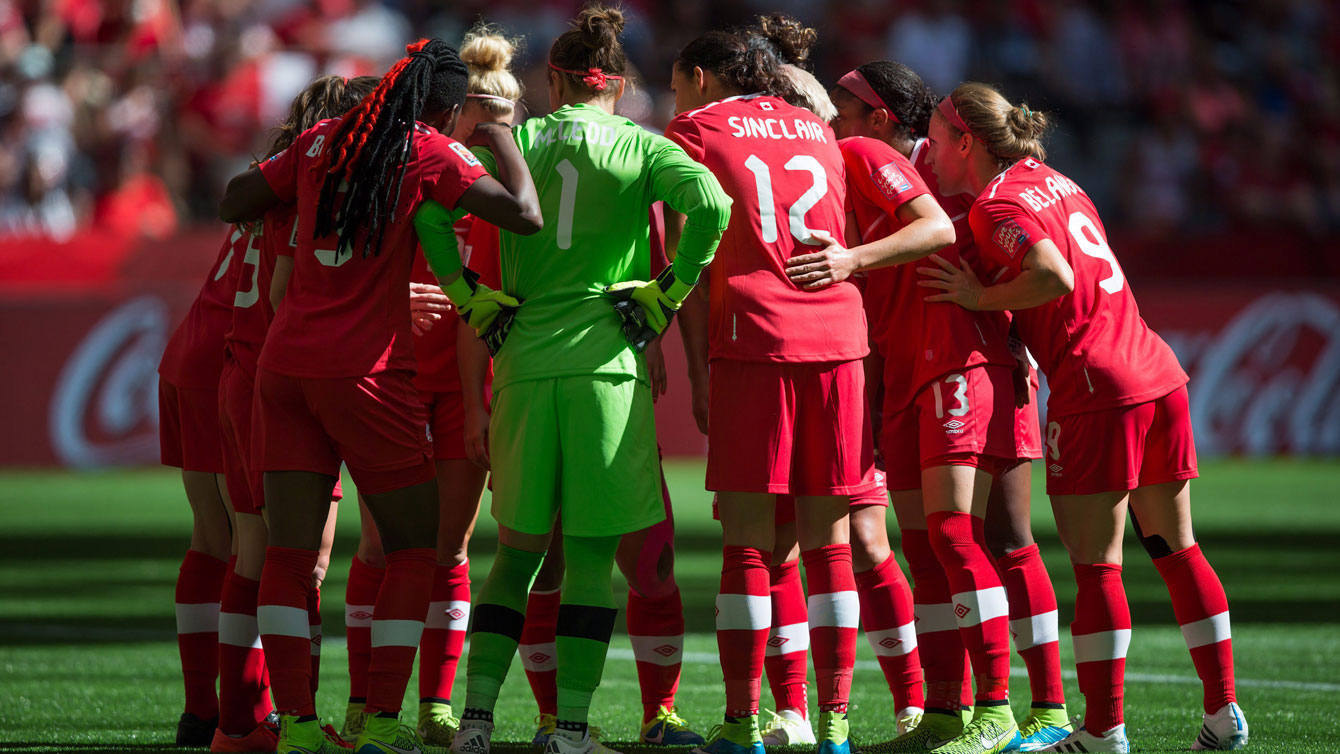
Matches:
[479,104,730,390]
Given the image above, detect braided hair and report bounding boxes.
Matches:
[315,39,470,258]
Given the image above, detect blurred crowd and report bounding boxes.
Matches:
[3,0,1339,246]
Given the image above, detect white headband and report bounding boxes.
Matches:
[467,93,515,106]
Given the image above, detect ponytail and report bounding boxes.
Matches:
[941,82,1049,164]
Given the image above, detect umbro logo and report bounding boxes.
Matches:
[878,637,903,650]
[654,644,678,657]
[767,636,789,648]
[954,603,971,619]
[350,610,373,621]
[1048,464,1063,474]
[528,652,551,664]
[310,635,322,646]
[448,608,467,620]
[943,420,965,430]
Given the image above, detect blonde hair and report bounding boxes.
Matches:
[778,64,836,123]
[461,23,523,114]
[944,81,1049,163]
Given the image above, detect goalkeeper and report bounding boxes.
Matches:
[417,8,731,754]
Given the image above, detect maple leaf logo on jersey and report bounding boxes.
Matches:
[449,141,482,167]
[993,219,1029,258]
[873,162,913,200]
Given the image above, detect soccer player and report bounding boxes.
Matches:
[219,38,542,754]
[338,26,524,748]
[214,73,377,754]
[666,17,873,754]
[434,8,729,754]
[918,82,1247,753]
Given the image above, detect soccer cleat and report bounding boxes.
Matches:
[761,709,816,746]
[277,716,352,754]
[927,713,1019,754]
[1191,702,1248,751]
[896,708,924,737]
[179,712,220,747]
[356,714,447,754]
[452,718,494,754]
[418,702,460,747]
[862,710,963,753]
[1034,724,1129,753]
[210,722,280,753]
[816,710,851,754]
[693,716,766,754]
[532,714,558,747]
[544,729,623,754]
[341,704,369,742]
[642,706,706,745]
[1012,708,1071,752]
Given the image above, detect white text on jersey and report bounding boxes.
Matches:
[531,119,619,148]
[728,116,828,143]
[1017,174,1084,212]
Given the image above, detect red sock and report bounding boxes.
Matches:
[627,586,685,723]
[218,568,273,735]
[1071,563,1130,733]
[1153,544,1235,713]
[176,550,225,720]
[259,546,319,717]
[994,544,1065,708]
[765,559,809,716]
[856,553,924,711]
[308,585,322,697]
[927,512,1011,705]
[366,548,435,714]
[520,588,561,716]
[419,560,471,703]
[718,546,770,718]
[803,545,859,714]
[902,528,971,711]
[345,556,385,702]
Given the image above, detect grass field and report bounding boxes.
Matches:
[2,459,1339,753]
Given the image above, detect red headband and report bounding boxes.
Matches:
[837,69,901,124]
[938,95,974,136]
[548,61,622,91]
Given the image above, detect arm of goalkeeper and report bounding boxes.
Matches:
[604,266,694,353]
[414,199,520,355]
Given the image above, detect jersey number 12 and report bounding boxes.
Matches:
[744,154,828,244]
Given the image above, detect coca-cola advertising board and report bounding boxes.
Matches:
[0,282,1335,467]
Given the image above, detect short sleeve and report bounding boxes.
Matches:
[664,115,706,163]
[968,198,1050,272]
[842,139,929,219]
[465,219,502,290]
[423,134,489,210]
[258,139,302,203]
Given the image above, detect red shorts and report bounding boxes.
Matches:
[1045,385,1198,495]
[881,365,1016,491]
[219,361,263,515]
[420,390,467,461]
[1014,393,1043,461]
[159,379,224,473]
[707,359,876,496]
[254,368,433,495]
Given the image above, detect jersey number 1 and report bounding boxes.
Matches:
[744,154,828,244]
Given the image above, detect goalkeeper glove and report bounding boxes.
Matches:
[443,267,521,356]
[604,266,693,353]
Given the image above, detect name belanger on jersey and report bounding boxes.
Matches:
[726,115,828,143]
[1013,162,1086,212]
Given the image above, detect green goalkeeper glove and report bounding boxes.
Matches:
[443,268,521,356]
[604,266,693,353]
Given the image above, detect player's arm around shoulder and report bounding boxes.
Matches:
[453,123,543,236]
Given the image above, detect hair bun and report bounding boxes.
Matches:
[1006,103,1048,141]
[756,13,817,67]
[578,4,626,50]
[461,26,515,72]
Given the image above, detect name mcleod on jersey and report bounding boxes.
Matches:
[528,117,625,148]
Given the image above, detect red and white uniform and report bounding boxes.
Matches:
[254,118,487,493]
[159,229,247,472]
[666,94,874,496]
[849,137,1016,490]
[969,158,1193,494]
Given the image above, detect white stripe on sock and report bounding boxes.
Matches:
[807,590,861,629]
[217,612,263,648]
[425,600,471,630]
[370,619,425,648]
[715,593,771,631]
[1073,628,1132,663]
[866,622,918,657]
[630,634,684,666]
[310,622,322,655]
[257,604,310,639]
[1010,609,1060,650]
[175,602,220,635]
[519,641,557,672]
[345,603,375,628]
[914,602,959,634]
[950,586,1009,627]
[765,621,810,657]
[1181,611,1231,649]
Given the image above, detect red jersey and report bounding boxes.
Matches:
[969,158,1187,417]
[411,213,502,393]
[665,95,865,363]
[257,118,487,378]
[850,137,1013,411]
[223,206,295,375]
[159,228,248,388]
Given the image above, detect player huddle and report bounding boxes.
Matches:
[158,6,1248,754]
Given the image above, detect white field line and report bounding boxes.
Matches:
[5,622,1337,693]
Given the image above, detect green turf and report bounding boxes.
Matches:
[1,459,1338,753]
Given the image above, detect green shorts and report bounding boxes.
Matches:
[489,374,664,538]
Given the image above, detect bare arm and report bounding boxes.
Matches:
[220,168,281,224]
[269,254,294,312]
[662,207,685,261]
[677,281,711,434]
[785,195,955,289]
[454,123,542,236]
[918,240,1075,311]
[457,318,493,469]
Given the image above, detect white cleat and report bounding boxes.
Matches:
[760,709,816,746]
[895,707,924,736]
[1036,723,1129,753]
[451,719,494,754]
[1191,702,1249,750]
[544,729,622,754]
